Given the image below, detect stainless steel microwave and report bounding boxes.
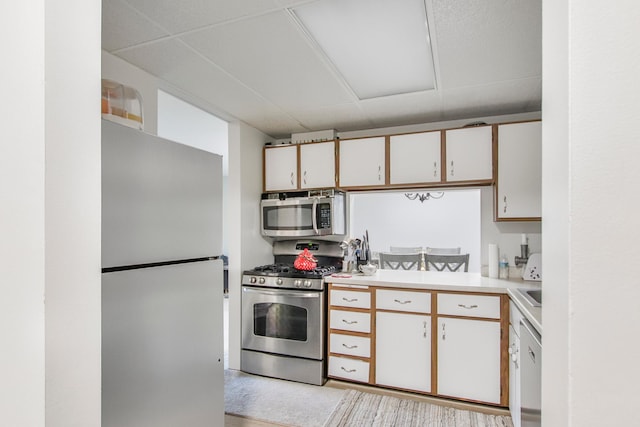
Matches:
[260,190,346,238]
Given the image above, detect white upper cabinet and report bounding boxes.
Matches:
[300,141,336,189]
[264,145,298,192]
[339,137,386,187]
[496,121,542,220]
[389,131,441,184]
[445,126,493,182]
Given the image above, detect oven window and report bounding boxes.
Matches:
[253,303,308,341]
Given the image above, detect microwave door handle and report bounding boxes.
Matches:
[312,197,319,234]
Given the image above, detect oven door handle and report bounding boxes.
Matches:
[242,287,320,299]
[312,197,319,235]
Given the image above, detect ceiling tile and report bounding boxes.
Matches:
[179,10,354,111]
[359,91,445,128]
[114,39,305,137]
[440,78,542,120]
[289,103,373,133]
[122,0,281,34]
[102,0,169,51]
[432,0,541,88]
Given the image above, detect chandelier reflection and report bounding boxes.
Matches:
[404,192,444,203]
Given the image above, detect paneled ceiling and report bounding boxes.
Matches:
[102,0,541,139]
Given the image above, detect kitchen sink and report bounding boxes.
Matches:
[518,288,542,307]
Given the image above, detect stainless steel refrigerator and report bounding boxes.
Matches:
[101,119,224,427]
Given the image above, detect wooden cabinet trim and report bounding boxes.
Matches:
[500,294,510,407]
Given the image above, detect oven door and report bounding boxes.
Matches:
[242,286,325,360]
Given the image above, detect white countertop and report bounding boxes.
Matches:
[326,270,542,334]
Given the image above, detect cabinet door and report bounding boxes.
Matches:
[445,126,493,182]
[338,137,386,187]
[437,317,501,404]
[376,312,431,392]
[300,141,336,189]
[496,122,542,219]
[264,145,297,191]
[389,132,441,184]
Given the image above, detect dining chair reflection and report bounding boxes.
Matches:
[425,247,461,255]
[424,254,469,272]
[379,253,422,271]
[390,246,423,254]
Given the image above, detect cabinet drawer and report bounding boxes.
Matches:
[330,333,370,358]
[330,289,371,309]
[438,293,501,319]
[328,356,370,383]
[376,289,431,313]
[330,309,371,333]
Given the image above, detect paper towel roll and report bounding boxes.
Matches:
[488,244,499,278]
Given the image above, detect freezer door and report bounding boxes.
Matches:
[102,120,222,268]
[102,259,224,427]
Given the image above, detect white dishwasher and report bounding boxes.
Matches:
[519,318,542,427]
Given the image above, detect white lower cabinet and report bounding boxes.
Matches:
[437,317,501,404]
[376,311,431,392]
[328,355,370,383]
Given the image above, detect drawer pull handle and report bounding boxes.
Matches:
[342,343,358,349]
[457,304,478,309]
[342,297,358,303]
[394,299,412,305]
[342,319,358,325]
[341,366,356,373]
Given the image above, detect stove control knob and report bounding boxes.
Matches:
[250,277,257,284]
[276,278,283,286]
[258,277,265,284]
[294,280,302,288]
[304,280,312,288]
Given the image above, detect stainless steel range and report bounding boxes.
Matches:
[241,240,342,386]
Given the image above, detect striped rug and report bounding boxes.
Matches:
[324,390,514,427]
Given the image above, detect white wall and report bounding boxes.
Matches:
[1,3,46,425]
[227,122,273,370]
[1,1,102,426]
[543,1,640,425]
[45,1,102,425]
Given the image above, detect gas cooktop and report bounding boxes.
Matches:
[245,263,337,279]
